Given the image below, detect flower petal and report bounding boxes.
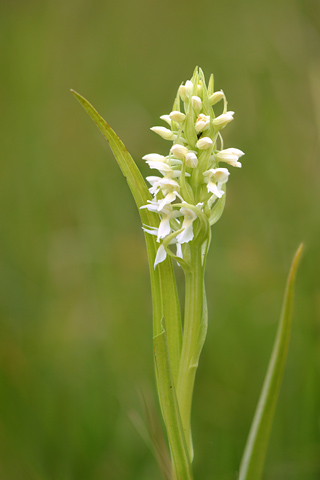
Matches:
[154,244,167,268]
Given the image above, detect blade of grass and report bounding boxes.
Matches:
[239,243,304,480]
[71,90,182,384]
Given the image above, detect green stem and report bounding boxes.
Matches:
[176,244,204,461]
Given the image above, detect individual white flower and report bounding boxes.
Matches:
[169,111,186,122]
[141,201,179,241]
[151,126,177,140]
[146,176,181,209]
[212,111,234,127]
[196,137,213,150]
[191,95,202,114]
[185,152,198,168]
[195,114,210,133]
[209,90,224,105]
[160,115,171,126]
[170,144,189,160]
[176,207,198,244]
[203,167,230,198]
[157,179,181,210]
[179,85,188,102]
[215,148,244,168]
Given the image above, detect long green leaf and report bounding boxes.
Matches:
[71,90,182,382]
[154,323,193,480]
[239,243,304,480]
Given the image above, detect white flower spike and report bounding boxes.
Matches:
[141,67,245,268]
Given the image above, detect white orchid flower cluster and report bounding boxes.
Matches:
[141,68,244,268]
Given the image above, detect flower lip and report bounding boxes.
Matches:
[176,207,198,244]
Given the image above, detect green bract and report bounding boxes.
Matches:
[72,66,302,480]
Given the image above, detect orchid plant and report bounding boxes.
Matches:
[72,67,302,480]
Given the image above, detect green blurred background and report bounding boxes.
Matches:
[1,0,319,478]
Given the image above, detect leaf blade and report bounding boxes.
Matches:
[239,243,304,480]
[71,90,182,382]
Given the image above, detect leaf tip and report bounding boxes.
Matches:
[290,242,304,277]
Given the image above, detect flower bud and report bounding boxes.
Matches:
[170,144,189,160]
[179,85,188,102]
[212,111,234,127]
[196,137,213,150]
[151,126,176,140]
[160,114,171,126]
[191,95,202,114]
[169,111,186,122]
[185,80,193,97]
[209,90,224,105]
[185,152,198,168]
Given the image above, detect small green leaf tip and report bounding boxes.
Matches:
[239,243,304,480]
